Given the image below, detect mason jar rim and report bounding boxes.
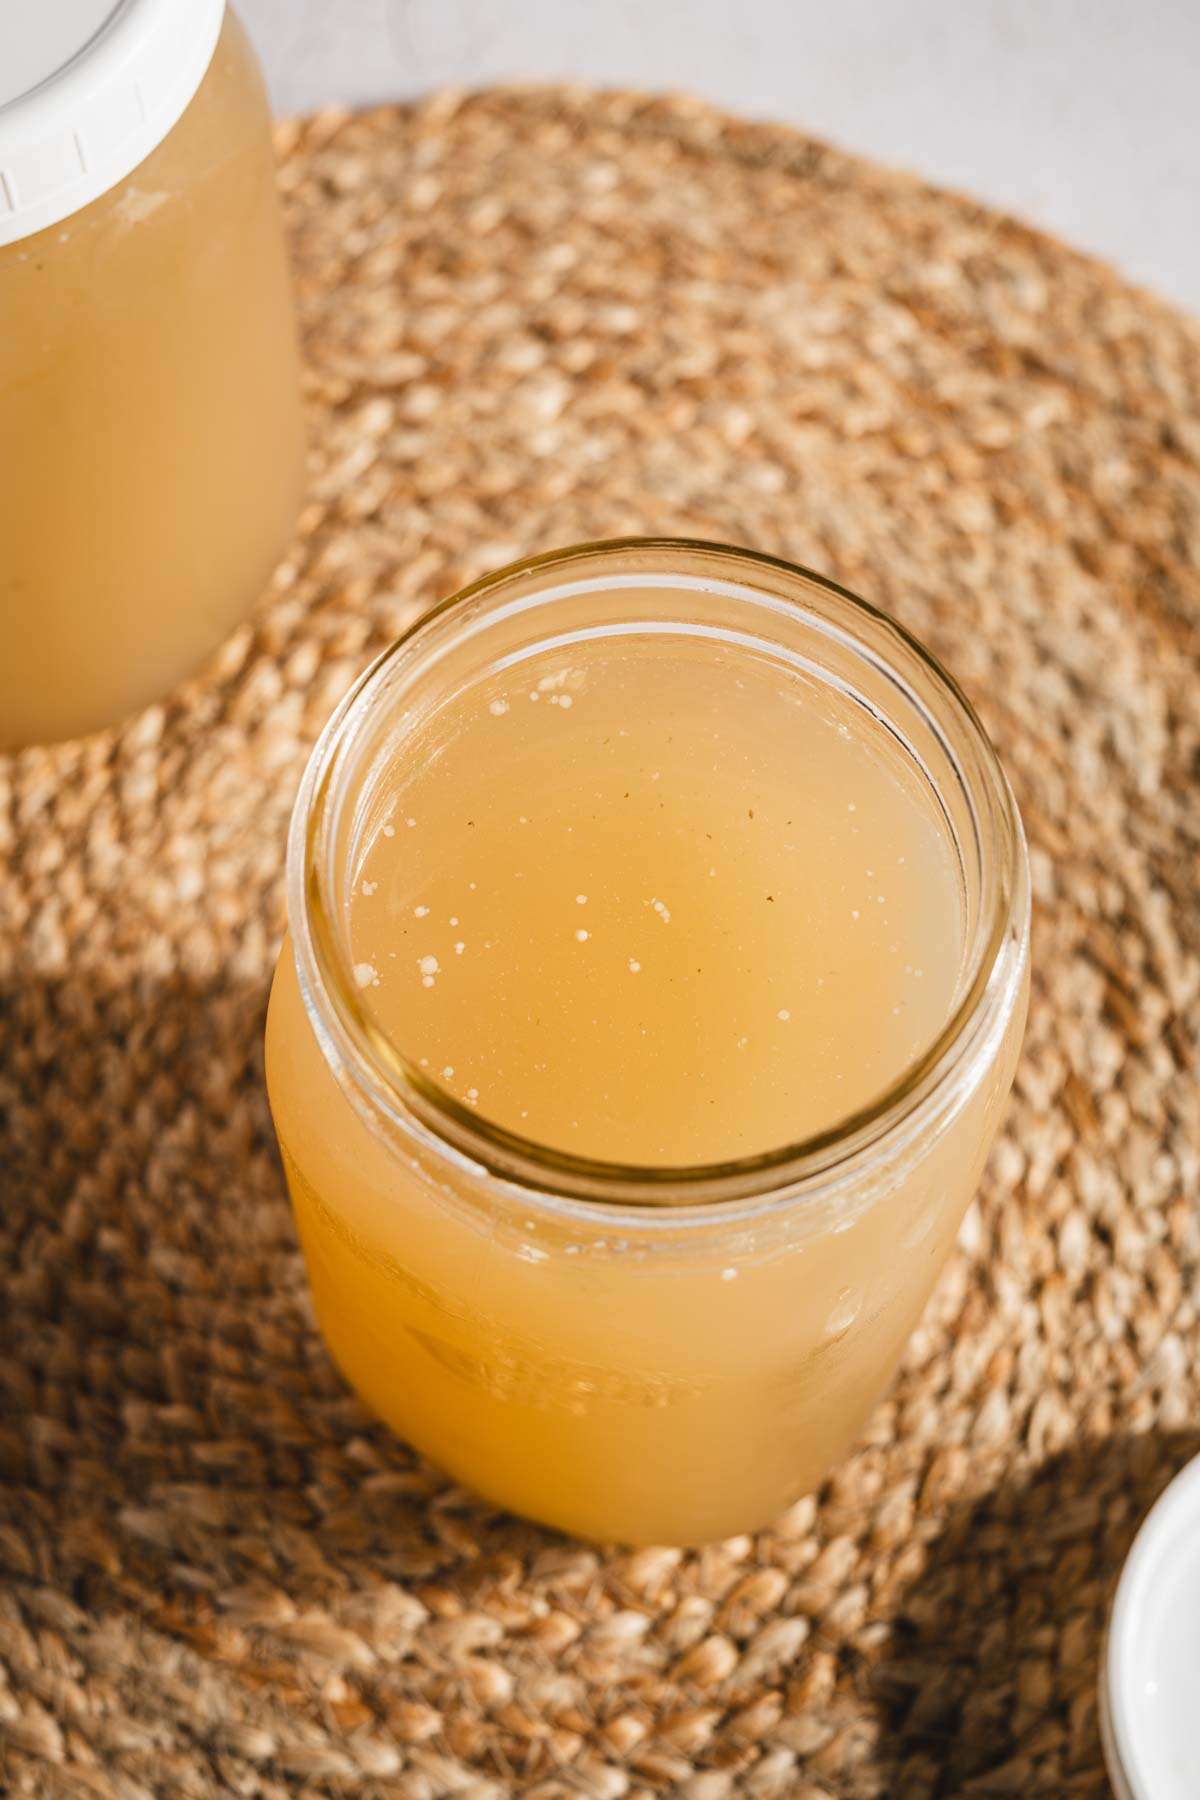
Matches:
[287,537,1029,1223]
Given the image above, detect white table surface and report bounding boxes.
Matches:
[239,0,1200,319]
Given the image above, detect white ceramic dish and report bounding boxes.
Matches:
[1102,1451,1200,1800]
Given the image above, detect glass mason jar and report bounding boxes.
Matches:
[266,540,1030,1546]
[0,2,303,749]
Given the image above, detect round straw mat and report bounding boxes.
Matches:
[3,88,1199,1799]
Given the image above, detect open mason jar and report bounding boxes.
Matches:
[266,540,1030,1545]
[0,1,303,749]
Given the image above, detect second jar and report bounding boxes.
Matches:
[0,1,303,749]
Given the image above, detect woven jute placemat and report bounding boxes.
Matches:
[3,88,1199,1798]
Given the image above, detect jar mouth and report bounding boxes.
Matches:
[289,538,1029,1212]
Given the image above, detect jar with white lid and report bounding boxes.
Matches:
[0,1,303,750]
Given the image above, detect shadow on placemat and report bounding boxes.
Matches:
[873,1429,1200,1798]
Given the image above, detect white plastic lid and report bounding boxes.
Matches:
[0,0,225,246]
[1102,1451,1200,1800]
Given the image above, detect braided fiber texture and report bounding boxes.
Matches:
[3,89,1200,1798]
